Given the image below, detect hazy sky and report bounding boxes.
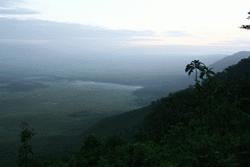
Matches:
[0,0,250,54]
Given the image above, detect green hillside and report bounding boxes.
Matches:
[85,106,152,137]
[84,57,250,167]
[88,52,250,138]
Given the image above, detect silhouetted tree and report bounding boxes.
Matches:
[185,60,205,83]
[79,135,102,167]
[17,122,35,167]
[199,66,215,80]
[241,11,250,30]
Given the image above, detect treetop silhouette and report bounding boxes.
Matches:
[241,11,250,30]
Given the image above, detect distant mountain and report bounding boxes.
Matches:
[211,51,250,72]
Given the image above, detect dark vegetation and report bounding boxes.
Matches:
[17,57,250,167]
[18,123,36,167]
[241,11,250,29]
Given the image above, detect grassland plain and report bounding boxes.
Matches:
[0,76,143,166]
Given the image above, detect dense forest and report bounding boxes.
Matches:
[17,57,250,167]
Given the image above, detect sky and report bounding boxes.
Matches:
[0,0,250,54]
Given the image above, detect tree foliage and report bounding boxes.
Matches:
[185,60,215,89]
[17,122,35,167]
[241,11,250,30]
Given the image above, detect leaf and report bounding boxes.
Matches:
[188,69,194,75]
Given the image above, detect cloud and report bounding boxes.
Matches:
[0,0,37,16]
[0,18,153,40]
[0,18,155,53]
[214,38,250,47]
[0,39,48,45]
[0,0,25,7]
[165,31,189,37]
[0,7,38,15]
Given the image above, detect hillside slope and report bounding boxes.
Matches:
[84,106,152,137]
[211,51,250,72]
[21,56,250,167]
[69,57,250,167]
[87,52,250,137]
